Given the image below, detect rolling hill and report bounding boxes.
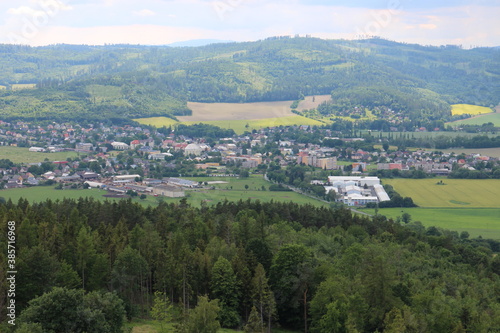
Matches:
[0,37,498,123]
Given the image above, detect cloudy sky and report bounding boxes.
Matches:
[0,0,498,47]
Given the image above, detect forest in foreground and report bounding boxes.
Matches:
[1,197,500,332]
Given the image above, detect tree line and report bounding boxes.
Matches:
[1,197,500,332]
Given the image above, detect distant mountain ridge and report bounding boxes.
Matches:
[0,37,497,123]
[168,39,235,47]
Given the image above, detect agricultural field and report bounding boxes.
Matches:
[181,101,296,122]
[439,147,500,158]
[0,146,79,163]
[134,117,179,128]
[136,115,324,134]
[448,112,500,127]
[11,83,36,90]
[382,178,500,208]
[451,104,493,116]
[0,85,6,90]
[372,178,500,239]
[183,116,324,134]
[361,207,500,239]
[296,95,331,111]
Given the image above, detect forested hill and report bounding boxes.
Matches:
[0,37,498,122]
[1,198,499,332]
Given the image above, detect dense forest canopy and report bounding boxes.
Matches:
[0,37,498,122]
[1,197,500,332]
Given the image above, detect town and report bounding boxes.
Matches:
[1,120,498,206]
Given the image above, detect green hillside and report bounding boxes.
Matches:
[0,38,498,123]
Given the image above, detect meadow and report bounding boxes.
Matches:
[451,104,493,116]
[372,178,500,239]
[361,207,500,239]
[382,178,500,208]
[135,115,324,134]
[448,112,500,127]
[0,175,327,208]
[0,146,79,163]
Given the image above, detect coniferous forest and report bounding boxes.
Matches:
[1,197,500,332]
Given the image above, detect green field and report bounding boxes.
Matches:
[361,207,500,239]
[134,117,179,127]
[0,146,79,163]
[383,178,500,208]
[135,115,324,134]
[375,178,500,239]
[448,112,500,127]
[451,104,493,116]
[0,175,327,208]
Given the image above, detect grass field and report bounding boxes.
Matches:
[0,146,79,163]
[382,178,500,208]
[135,115,324,134]
[134,117,179,127]
[0,187,159,206]
[448,112,500,127]
[361,207,500,239]
[183,116,324,134]
[451,104,493,116]
[0,175,327,208]
[0,85,6,90]
[375,178,500,239]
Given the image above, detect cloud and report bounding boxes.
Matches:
[133,9,156,17]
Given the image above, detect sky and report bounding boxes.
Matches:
[0,0,499,47]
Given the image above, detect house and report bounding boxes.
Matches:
[152,185,185,198]
[130,140,141,149]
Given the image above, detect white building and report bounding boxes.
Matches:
[111,142,130,150]
[326,176,390,206]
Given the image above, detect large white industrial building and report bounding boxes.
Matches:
[326,176,390,206]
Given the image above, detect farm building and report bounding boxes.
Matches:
[152,185,185,198]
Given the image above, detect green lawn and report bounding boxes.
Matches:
[184,175,328,207]
[135,116,324,135]
[0,187,158,206]
[361,207,500,239]
[382,178,500,208]
[0,146,79,164]
[0,175,328,208]
[375,178,500,239]
[448,112,500,127]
